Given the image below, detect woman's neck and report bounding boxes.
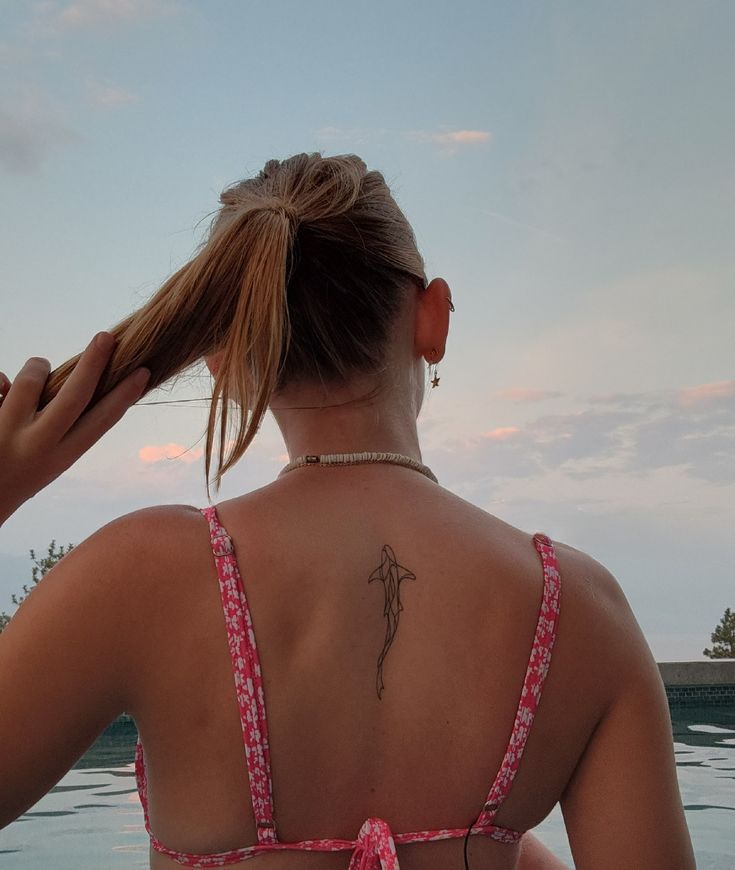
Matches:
[270,376,423,464]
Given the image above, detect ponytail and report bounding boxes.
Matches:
[41,200,296,498]
[204,203,294,496]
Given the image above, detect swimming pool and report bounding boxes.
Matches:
[2,707,734,868]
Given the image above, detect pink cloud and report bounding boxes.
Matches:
[404,128,492,154]
[435,130,491,145]
[138,443,204,464]
[677,380,735,408]
[481,426,521,441]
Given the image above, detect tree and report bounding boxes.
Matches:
[703,607,735,659]
[0,540,75,634]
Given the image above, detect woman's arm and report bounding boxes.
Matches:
[0,505,182,828]
[0,516,129,825]
[559,560,695,869]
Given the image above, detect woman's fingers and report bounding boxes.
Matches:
[59,366,151,462]
[0,357,51,424]
[0,335,150,525]
[36,332,117,443]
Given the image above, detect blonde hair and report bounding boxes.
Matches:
[41,153,428,496]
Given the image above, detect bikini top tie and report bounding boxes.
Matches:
[349,818,399,869]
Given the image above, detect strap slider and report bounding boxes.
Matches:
[212,533,234,557]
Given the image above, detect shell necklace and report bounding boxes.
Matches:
[278,451,438,484]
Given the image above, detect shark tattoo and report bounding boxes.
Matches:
[368,544,416,699]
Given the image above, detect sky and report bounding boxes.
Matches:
[0,0,733,661]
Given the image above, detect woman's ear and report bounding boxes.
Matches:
[414,276,451,362]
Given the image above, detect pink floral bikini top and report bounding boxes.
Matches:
[135,505,562,869]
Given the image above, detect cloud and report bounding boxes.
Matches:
[495,388,564,403]
[137,437,247,466]
[432,380,735,488]
[139,443,204,464]
[482,426,521,441]
[34,0,174,31]
[0,91,77,174]
[623,402,735,485]
[88,81,138,108]
[313,125,492,155]
[677,380,735,409]
[404,127,492,155]
[435,130,492,145]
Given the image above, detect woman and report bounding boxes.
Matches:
[0,153,694,869]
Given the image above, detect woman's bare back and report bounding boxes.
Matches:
[126,464,626,869]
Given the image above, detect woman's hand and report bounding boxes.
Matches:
[0,332,150,526]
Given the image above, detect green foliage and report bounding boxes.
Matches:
[703,607,735,659]
[0,540,75,634]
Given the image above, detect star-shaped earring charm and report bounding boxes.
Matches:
[431,372,440,388]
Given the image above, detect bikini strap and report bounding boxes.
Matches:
[200,505,278,845]
[473,532,561,828]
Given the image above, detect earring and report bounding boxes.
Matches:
[446,296,455,312]
[428,347,440,388]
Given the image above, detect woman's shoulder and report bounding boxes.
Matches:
[436,488,630,600]
[91,502,206,545]
[77,503,210,588]
[551,538,634,628]
[413,487,638,664]
[542,536,652,715]
[437,492,647,708]
[450,490,633,617]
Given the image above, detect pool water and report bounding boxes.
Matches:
[2,708,734,868]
